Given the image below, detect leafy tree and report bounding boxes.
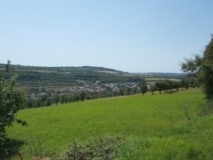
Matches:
[156,82,163,94]
[173,81,180,91]
[119,88,124,96]
[41,94,48,102]
[65,95,68,104]
[188,78,198,88]
[36,99,42,107]
[140,80,148,95]
[46,97,52,106]
[68,95,73,103]
[133,87,137,94]
[149,83,156,95]
[86,95,92,100]
[179,80,189,90]
[126,87,131,95]
[80,91,86,102]
[181,35,213,102]
[61,94,67,104]
[54,95,60,105]
[163,80,172,92]
[74,92,80,102]
[0,61,26,148]
[113,91,118,97]
[26,99,34,108]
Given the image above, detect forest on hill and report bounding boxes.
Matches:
[0,64,185,87]
[0,64,141,87]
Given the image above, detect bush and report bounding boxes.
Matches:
[62,136,124,160]
[0,61,26,150]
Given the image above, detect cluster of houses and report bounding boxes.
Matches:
[75,81,139,93]
[26,93,45,100]
[26,80,140,100]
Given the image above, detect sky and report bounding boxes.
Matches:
[0,0,213,73]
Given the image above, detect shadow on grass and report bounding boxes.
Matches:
[0,138,25,160]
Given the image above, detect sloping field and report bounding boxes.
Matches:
[6,88,213,159]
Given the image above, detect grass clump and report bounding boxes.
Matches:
[61,136,124,160]
[114,136,205,160]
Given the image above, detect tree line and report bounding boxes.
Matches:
[22,78,193,109]
[140,79,193,95]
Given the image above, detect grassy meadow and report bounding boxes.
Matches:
[6,88,213,159]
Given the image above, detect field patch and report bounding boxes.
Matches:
[6,88,208,159]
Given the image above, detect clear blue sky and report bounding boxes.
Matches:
[1,0,213,73]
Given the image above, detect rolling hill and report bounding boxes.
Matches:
[0,63,186,88]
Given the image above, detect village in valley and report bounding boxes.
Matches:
[26,80,141,100]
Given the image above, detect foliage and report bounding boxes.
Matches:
[119,88,124,96]
[139,80,148,95]
[80,91,86,102]
[155,80,188,94]
[149,83,156,95]
[181,35,213,111]
[61,94,67,104]
[0,61,26,151]
[54,95,60,105]
[62,136,124,160]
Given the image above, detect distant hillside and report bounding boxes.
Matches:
[0,64,122,74]
[0,64,141,87]
[0,63,186,87]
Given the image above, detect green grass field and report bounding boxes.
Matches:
[6,88,213,159]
